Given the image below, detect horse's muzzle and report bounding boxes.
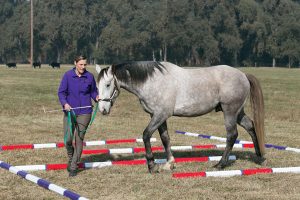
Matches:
[101,108,110,115]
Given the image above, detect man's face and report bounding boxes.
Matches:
[75,59,87,74]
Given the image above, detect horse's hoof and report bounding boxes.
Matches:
[170,163,176,170]
[255,156,266,166]
[148,163,160,174]
[213,161,227,169]
[161,156,176,171]
[161,162,176,171]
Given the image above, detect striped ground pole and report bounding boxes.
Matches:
[81,144,255,155]
[0,161,88,200]
[14,155,236,171]
[0,138,156,151]
[172,166,300,178]
[175,130,300,153]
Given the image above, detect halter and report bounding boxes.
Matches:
[99,75,120,105]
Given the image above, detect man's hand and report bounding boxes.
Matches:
[64,103,71,111]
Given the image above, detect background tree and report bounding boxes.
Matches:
[0,0,299,67]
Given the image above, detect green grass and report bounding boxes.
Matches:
[0,65,300,200]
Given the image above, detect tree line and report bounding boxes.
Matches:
[0,0,300,67]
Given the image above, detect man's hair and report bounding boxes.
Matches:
[74,55,87,63]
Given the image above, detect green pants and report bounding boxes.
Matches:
[63,113,91,171]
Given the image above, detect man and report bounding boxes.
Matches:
[58,55,99,177]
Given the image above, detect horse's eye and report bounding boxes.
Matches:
[106,84,110,88]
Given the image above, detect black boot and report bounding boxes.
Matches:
[66,145,74,172]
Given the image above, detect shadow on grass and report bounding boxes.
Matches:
[79,149,263,174]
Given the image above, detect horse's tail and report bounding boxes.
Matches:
[246,74,265,155]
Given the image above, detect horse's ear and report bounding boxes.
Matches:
[95,64,102,74]
[107,65,113,75]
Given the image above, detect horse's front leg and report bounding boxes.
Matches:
[143,115,168,173]
[158,121,175,171]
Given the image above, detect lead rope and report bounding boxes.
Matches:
[64,111,74,145]
[64,103,99,145]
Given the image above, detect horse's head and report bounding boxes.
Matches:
[96,64,120,115]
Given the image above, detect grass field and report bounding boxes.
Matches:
[0,64,299,200]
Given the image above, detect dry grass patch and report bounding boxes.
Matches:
[0,65,300,200]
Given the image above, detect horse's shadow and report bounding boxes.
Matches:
[78,149,263,173]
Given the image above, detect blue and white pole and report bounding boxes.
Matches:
[0,161,88,200]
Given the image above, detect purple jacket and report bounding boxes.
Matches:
[58,68,98,115]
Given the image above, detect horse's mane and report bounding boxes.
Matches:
[111,61,166,85]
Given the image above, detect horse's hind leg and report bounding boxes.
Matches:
[237,108,263,158]
[158,121,175,171]
[215,111,239,169]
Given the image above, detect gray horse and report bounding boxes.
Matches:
[96,61,265,173]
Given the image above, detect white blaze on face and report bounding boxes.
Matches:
[97,66,115,115]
